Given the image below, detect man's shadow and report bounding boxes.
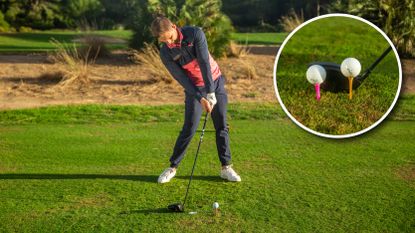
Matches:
[0,173,159,182]
[0,173,224,215]
[0,174,224,183]
[120,208,172,215]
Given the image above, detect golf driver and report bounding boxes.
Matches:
[308,46,392,93]
[168,112,209,213]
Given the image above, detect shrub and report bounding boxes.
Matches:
[130,0,234,58]
[0,12,10,32]
[328,0,415,58]
[77,34,110,58]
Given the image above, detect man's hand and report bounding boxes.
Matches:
[207,93,217,108]
[201,98,213,113]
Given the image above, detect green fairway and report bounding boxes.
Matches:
[0,30,132,52]
[231,32,287,45]
[0,30,284,52]
[276,16,400,135]
[0,101,414,232]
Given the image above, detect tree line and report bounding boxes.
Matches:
[0,0,413,57]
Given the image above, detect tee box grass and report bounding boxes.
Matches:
[0,102,414,232]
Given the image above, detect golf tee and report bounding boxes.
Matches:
[314,83,321,101]
[213,208,220,216]
[348,77,353,100]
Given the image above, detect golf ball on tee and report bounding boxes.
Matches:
[306,65,326,84]
[213,202,219,209]
[341,57,361,77]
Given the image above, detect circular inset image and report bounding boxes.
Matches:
[274,14,402,138]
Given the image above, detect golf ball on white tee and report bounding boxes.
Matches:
[213,202,219,209]
[341,58,361,77]
[306,65,326,85]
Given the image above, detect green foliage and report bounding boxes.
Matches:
[0,11,9,32]
[178,0,234,57]
[0,0,140,30]
[1,0,65,30]
[130,0,234,57]
[327,0,415,58]
[148,0,177,19]
[129,0,154,49]
[378,0,415,58]
[99,0,142,29]
[62,0,104,29]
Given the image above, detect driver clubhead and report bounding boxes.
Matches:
[168,203,184,213]
[309,62,363,93]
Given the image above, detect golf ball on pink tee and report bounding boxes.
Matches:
[306,65,326,101]
[306,65,326,85]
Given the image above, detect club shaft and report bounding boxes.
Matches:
[360,46,392,79]
[182,112,209,208]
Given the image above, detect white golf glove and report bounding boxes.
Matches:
[206,92,217,108]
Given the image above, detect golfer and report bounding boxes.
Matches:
[151,16,241,183]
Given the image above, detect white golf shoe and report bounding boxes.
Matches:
[158,167,176,183]
[220,165,241,182]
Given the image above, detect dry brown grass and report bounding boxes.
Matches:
[227,41,250,58]
[49,38,99,87]
[239,59,258,80]
[77,35,110,59]
[130,43,173,84]
[279,9,304,32]
[36,71,64,84]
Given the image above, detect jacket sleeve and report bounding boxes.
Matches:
[194,27,214,93]
[160,48,203,102]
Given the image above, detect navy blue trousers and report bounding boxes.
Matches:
[170,76,232,168]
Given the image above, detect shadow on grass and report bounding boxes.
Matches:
[0,174,225,182]
[1,76,158,86]
[175,175,224,182]
[0,173,158,182]
[120,208,172,215]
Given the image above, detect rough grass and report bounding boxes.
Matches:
[0,103,414,232]
[276,17,400,135]
[0,103,287,125]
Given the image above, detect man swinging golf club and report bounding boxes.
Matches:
[151,16,241,183]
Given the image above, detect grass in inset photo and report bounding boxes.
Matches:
[276,16,400,135]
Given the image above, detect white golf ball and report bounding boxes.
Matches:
[341,57,361,77]
[306,65,326,85]
[213,202,219,209]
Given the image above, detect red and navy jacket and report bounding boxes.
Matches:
[160,26,221,102]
